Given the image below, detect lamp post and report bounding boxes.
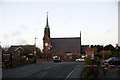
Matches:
[34,37,37,63]
[116,44,119,57]
[34,37,37,54]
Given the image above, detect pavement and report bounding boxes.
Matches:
[98,65,120,80]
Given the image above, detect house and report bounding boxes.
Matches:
[2,45,37,68]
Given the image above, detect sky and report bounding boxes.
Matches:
[0,0,119,50]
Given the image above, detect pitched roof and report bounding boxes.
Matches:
[51,37,81,53]
[6,45,35,53]
[22,45,35,52]
[6,46,24,53]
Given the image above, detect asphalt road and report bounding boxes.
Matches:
[2,62,84,79]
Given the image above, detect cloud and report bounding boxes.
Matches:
[104,29,115,34]
[2,30,22,39]
[12,31,22,36]
[17,39,28,45]
[2,34,9,39]
[19,25,29,30]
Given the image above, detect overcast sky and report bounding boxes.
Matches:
[0,0,119,49]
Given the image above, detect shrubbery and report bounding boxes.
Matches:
[19,58,36,66]
[82,65,99,80]
[82,55,100,80]
[85,55,100,65]
[85,55,93,65]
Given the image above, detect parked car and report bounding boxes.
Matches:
[26,53,36,63]
[53,56,61,62]
[102,57,120,65]
[76,57,84,62]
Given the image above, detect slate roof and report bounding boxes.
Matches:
[6,45,35,53]
[7,46,23,53]
[51,37,81,53]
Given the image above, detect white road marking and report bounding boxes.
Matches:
[65,65,78,80]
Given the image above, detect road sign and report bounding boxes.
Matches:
[91,54,94,60]
[86,50,94,59]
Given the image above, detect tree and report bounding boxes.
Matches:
[90,45,94,48]
[96,45,103,53]
[100,51,112,59]
[90,45,103,53]
[20,49,31,56]
[104,44,115,52]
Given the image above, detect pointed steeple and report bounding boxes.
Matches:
[45,12,49,28]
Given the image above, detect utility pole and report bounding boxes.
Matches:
[80,31,81,57]
[116,44,119,57]
[34,37,37,54]
[34,37,37,63]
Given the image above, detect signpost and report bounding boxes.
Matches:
[91,54,94,60]
[86,50,94,60]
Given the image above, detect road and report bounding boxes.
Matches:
[2,62,84,80]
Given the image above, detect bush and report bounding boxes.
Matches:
[85,55,100,65]
[88,75,97,80]
[82,65,99,80]
[19,58,36,66]
[94,57,100,65]
[85,55,93,65]
[83,55,100,80]
[26,58,36,64]
[19,58,26,65]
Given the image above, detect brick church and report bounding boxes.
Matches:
[43,13,89,54]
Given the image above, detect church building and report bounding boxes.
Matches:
[43,13,89,54]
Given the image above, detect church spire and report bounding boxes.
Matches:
[45,12,49,28]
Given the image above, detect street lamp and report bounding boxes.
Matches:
[34,37,37,63]
[34,37,37,54]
